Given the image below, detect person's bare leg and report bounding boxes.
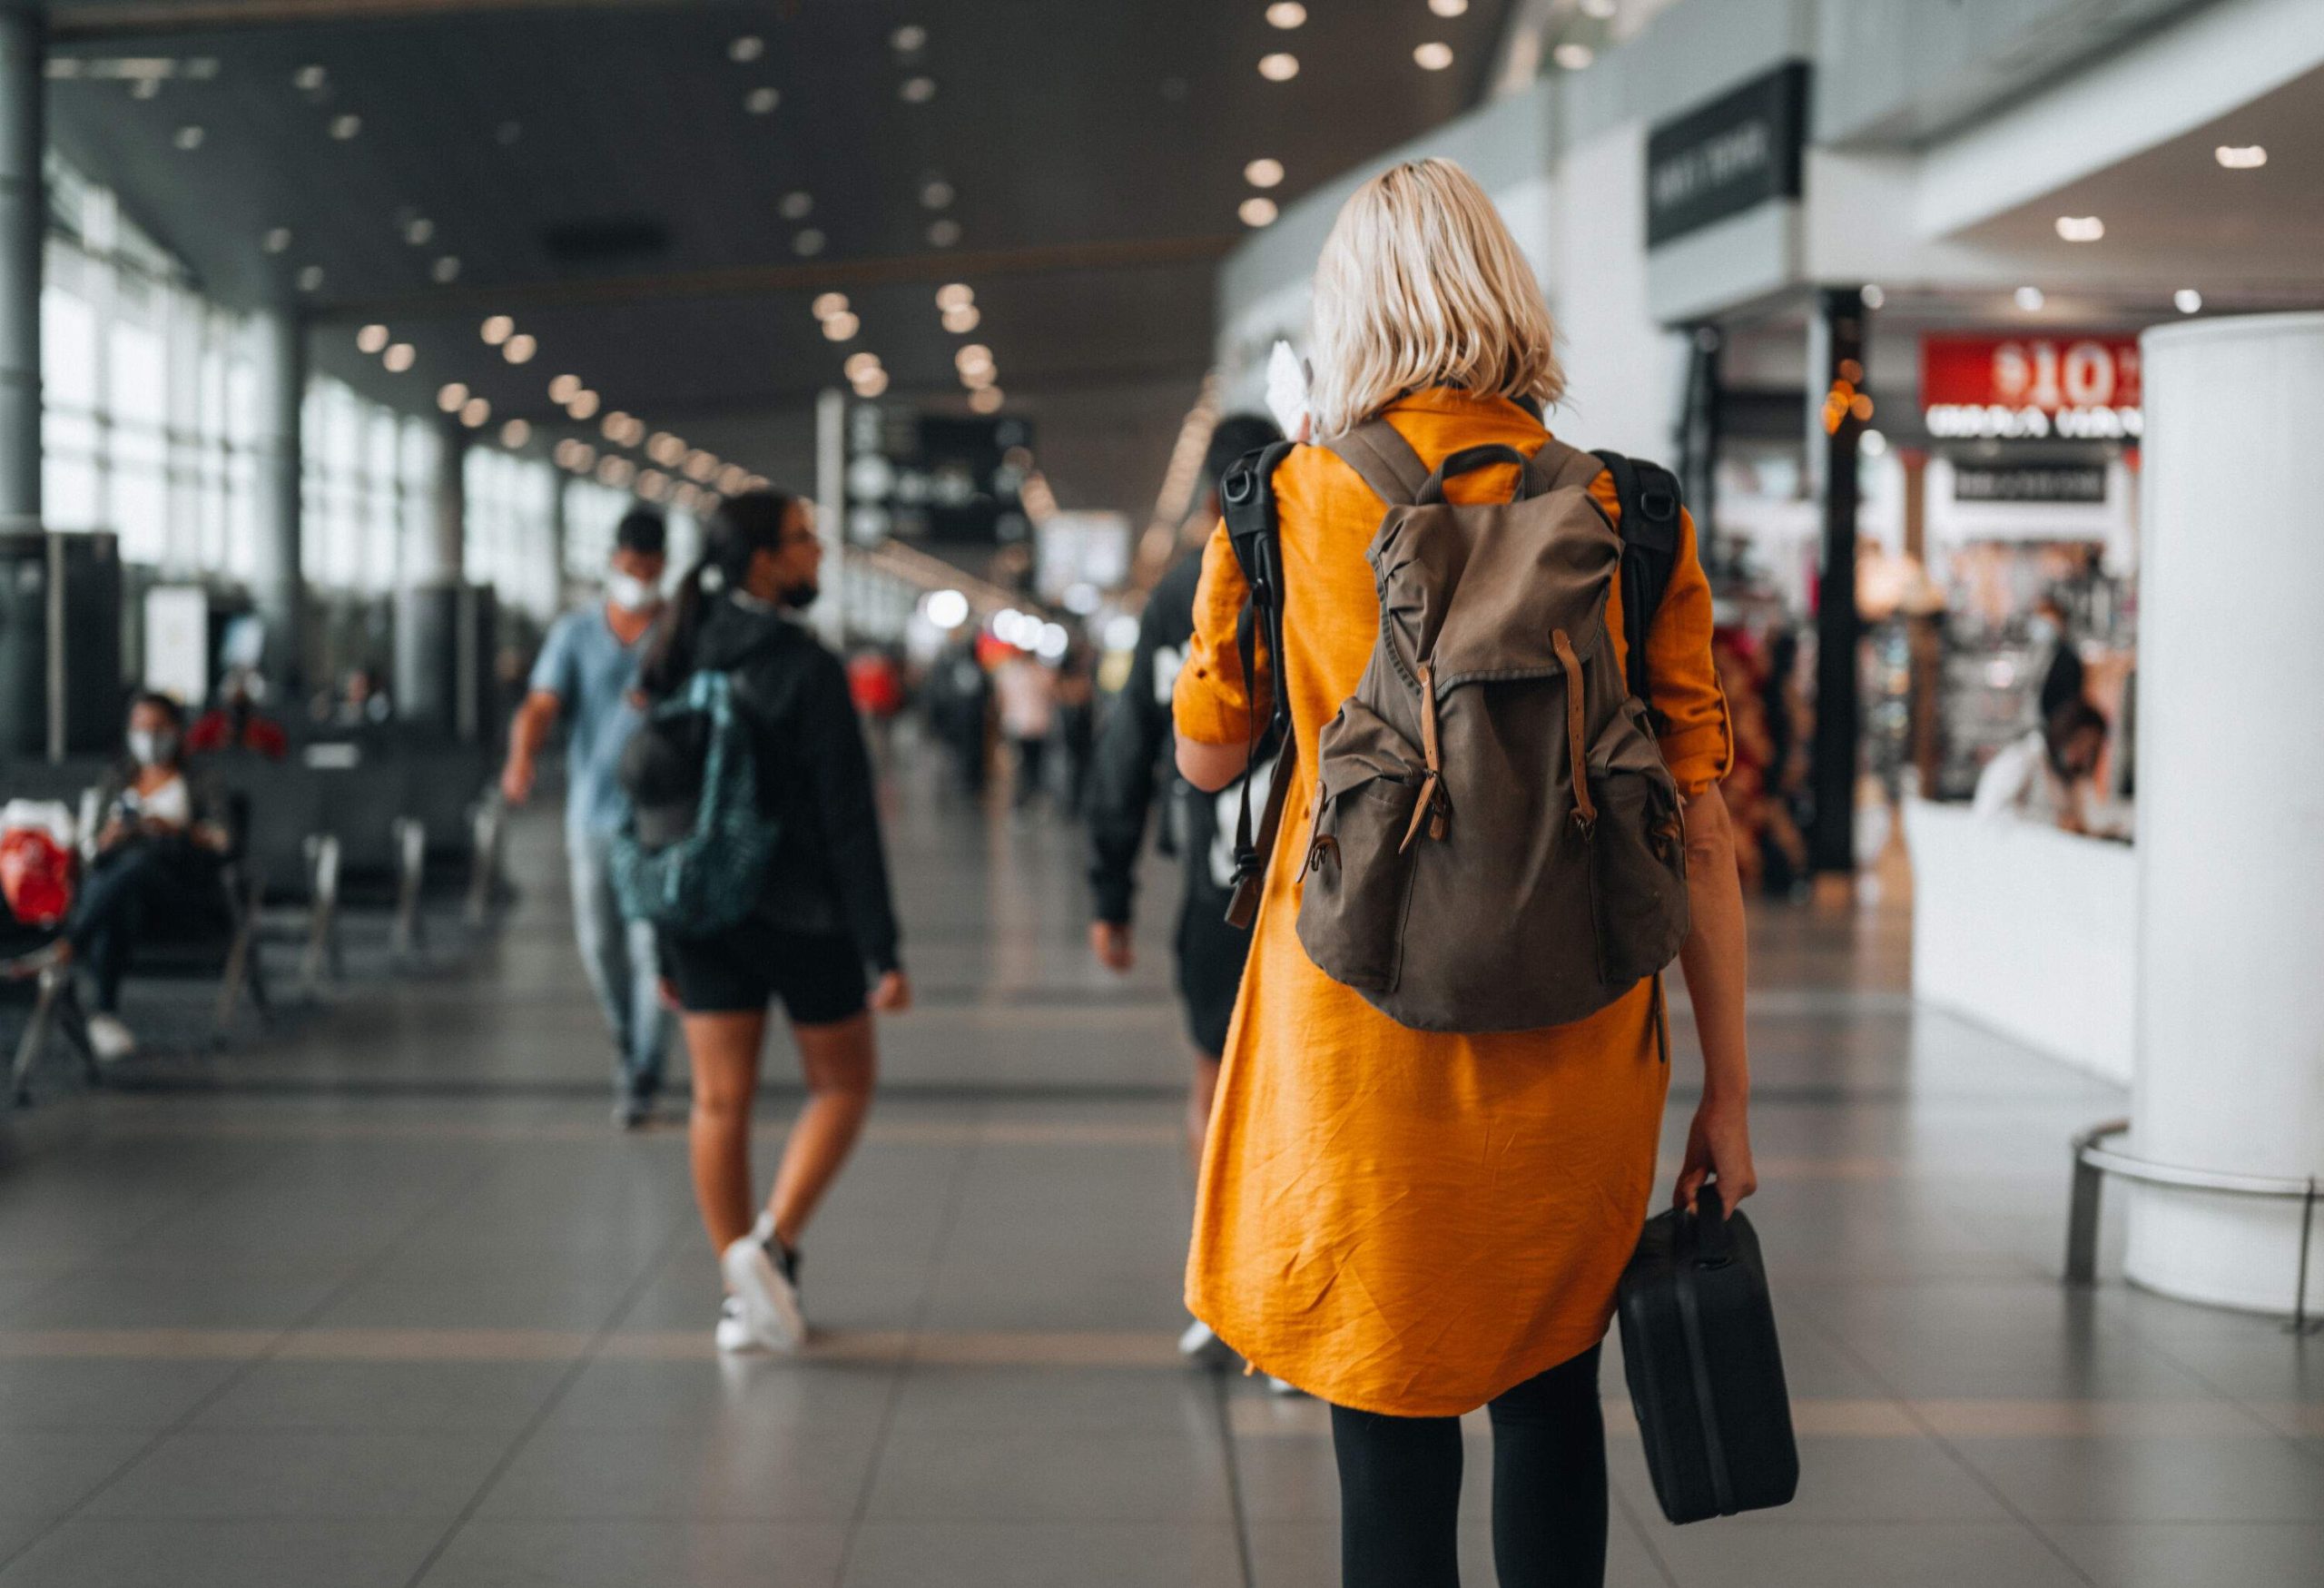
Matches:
[1187,1050,1222,1173]
[685,1011,768,1254]
[767,1010,878,1248]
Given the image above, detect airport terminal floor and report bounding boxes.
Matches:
[0,746,2317,1588]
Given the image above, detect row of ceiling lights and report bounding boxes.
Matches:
[2029,142,2264,313]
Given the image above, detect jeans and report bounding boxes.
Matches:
[568,830,669,1100]
[1329,1345,1607,1588]
[66,842,221,1013]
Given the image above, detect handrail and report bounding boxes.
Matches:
[2066,1119,2320,1335]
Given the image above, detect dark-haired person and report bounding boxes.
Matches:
[1974,697,2111,834]
[65,693,233,1060]
[1087,411,1282,1371]
[501,508,673,1128]
[637,490,910,1355]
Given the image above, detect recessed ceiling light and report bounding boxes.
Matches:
[1414,41,1454,70]
[173,124,204,150]
[295,265,324,292]
[727,35,764,63]
[383,342,415,373]
[293,64,327,92]
[1552,42,1593,69]
[1239,196,1279,227]
[1581,0,1617,15]
[717,464,750,495]
[900,75,936,104]
[2014,286,2045,311]
[432,255,461,283]
[480,315,513,345]
[600,411,629,441]
[844,352,882,380]
[921,179,955,210]
[1430,0,1469,15]
[928,219,962,247]
[1258,52,1300,82]
[356,324,389,354]
[1859,284,1886,309]
[262,227,291,253]
[567,389,600,420]
[636,469,669,500]
[852,367,891,399]
[960,365,996,390]
[403,217,434,246]
[460,397,490,428]
[793,228,826,257]
[780,192,813,220]
[131,78,161,101]
[955,344,993,372]
[822,311,861,342]
[437,382,468,413]
[684,450,720,483]
[499,418,530,449]
[1265,3,1306,28]
[892,24,928,52]
[548,374,582,403]
[942,304,980,333]
[2214,144,2267,169]
[936,282,974,311]
[970,387,1003,415]
[1245,157,1285,189]
[812,291,851,321]
[329,113,360,140]
[2054,214,2104,242]
[503,333,537,364]
[743,86,779,114]
[2174,288,2203,314]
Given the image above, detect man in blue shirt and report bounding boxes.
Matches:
[500,509,673,1127]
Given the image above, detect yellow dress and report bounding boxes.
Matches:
[1173,390,1732,1416]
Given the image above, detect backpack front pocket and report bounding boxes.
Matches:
[1587,700,1690,989]
[1296,698,1427,992]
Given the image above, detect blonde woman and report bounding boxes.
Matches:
[1173,159,1756,1586]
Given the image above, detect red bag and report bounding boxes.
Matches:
[0,802,78,926]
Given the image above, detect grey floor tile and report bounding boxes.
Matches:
[420,1519,847,1588]
[862,1429,1235,1522]
[0,1430,154,1517]
[547,1356,898,1433]
[1646,1521,2089,1588]
[1246,1517,1672,1588]
[0,1517,441,1588]
[1613,1435,2011,1525]
[80,1429,508,1521]
[2045,1522,2324,1588]
[842,1521,1244,1587]
[476,1421,879,1522]
[1945,1435,2324,1522]
[888,1365,1217,1435]
[0,1359,241,1431]
[191,1360,568,1433]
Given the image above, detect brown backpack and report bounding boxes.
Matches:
[1218,419,1690,1036]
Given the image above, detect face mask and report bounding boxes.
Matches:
[606,571,660,612]
[127,729,173,767]
[780,579,821,611]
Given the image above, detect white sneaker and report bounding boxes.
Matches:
[84,1013,137,1064]
[714,1297,767,1355]
[1177,1317,1236,1370]
[720,1232,804,1353]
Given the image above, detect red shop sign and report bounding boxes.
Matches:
[1922,333,2142,412]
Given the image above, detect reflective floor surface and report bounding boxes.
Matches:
[0,742,2318,1587]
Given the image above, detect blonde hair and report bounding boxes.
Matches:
[1305,158,1564,439]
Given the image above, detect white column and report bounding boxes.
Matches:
[2125,313,2324,1314]
[247,309,304,693]
[0,3,36,533]
[813,387,846,646]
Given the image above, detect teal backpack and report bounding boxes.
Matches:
[611,670,779,932]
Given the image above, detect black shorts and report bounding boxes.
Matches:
[664,922,869,1025]
[1175,887,1253,1059]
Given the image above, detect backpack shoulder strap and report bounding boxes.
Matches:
[1216,439,1300,930]
[1525,435,1602,496]
[1590,450,1684,710]
[1324,419,1431,506]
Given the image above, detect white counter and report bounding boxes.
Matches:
[1903,798,2137,1086]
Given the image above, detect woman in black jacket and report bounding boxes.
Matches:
[639,491,910,1355]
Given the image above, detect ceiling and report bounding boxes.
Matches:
[48,0,1512,488]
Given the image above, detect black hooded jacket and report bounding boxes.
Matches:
[681,592,901,972]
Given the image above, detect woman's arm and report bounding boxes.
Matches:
[1671,784,1758,1216]
[1175,735,1252,794]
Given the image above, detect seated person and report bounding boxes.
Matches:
[64,693,232,1060]
[188,667,290,760]
[1974,699,2109,834]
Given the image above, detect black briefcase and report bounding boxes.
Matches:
[1615,1195,1798,1524]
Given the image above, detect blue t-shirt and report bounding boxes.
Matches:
[529,606,650,837]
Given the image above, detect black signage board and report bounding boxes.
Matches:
[1646,61,1810,250]
[1951,462,2108,505]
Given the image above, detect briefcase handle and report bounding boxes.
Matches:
[1690,1183,1735,1269]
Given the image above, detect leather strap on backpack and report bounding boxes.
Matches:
[1219,440,1299,929]
[1594,451,1684,713]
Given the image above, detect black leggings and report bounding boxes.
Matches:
[1330,1344,1607,1588]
